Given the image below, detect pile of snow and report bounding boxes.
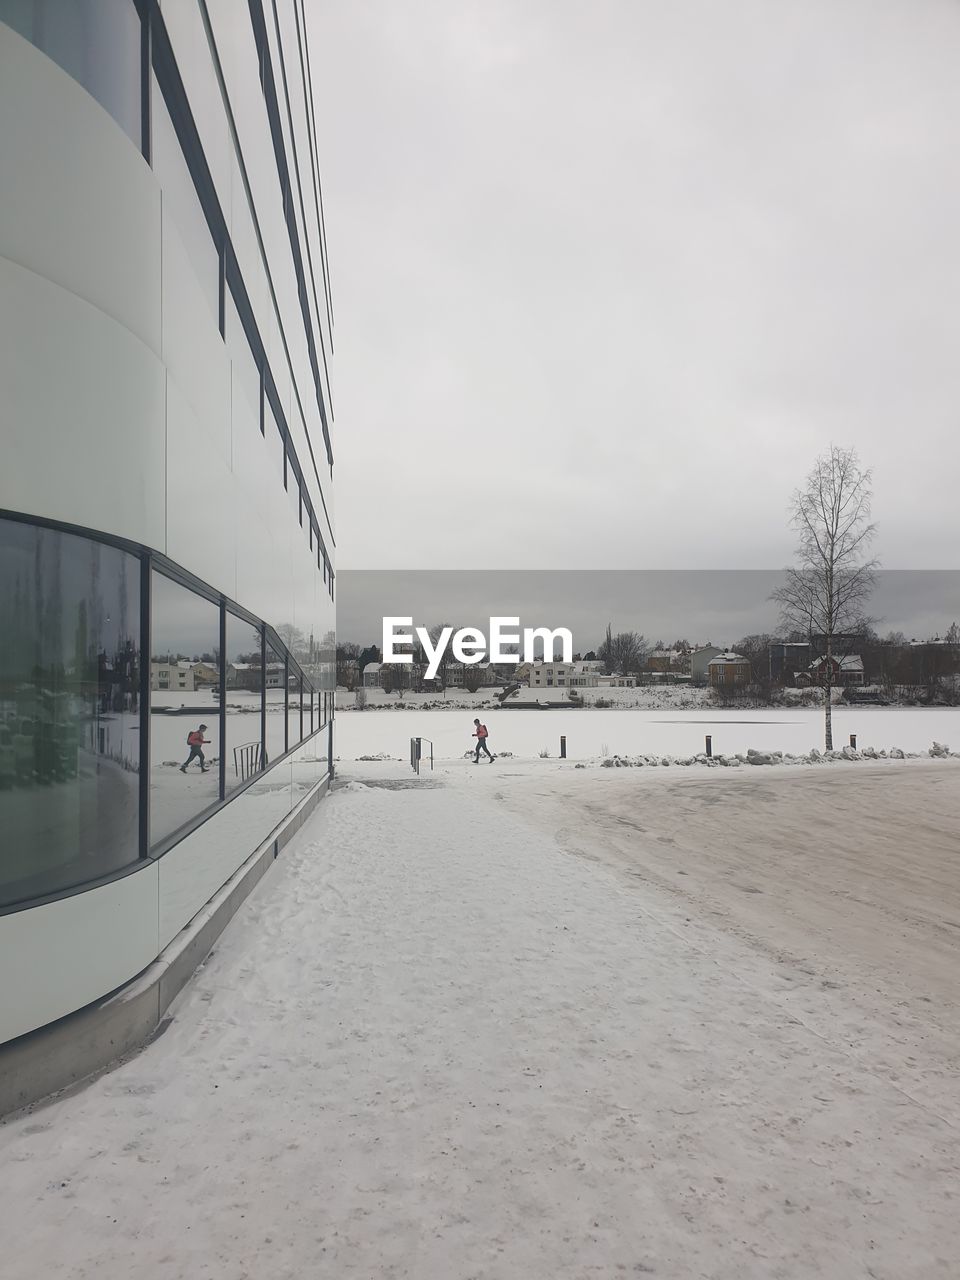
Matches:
[600,742,960,769]
[355,753,394,761]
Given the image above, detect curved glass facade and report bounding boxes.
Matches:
[0,515,333,912]
[0,517,141,907]
[0,0,141,146]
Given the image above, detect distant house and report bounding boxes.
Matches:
[224,660,285,692]
[690,646,724,683]
[647,649,689,675]
[596,673,637,688]
[151,660,195,692]
[443,662,503,688]
[264,662,286,689]
[191,661,219,688]
[362,661,382,688]
[708,652,751,687]
[227,661,259,691]
[527,661,601,689]
[769,641,812,686]
[800,654,865,688]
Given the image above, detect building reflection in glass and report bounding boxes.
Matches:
[0,517,141,906]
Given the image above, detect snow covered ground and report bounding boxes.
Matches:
[2,756,959,1278]
[336,704,960,762]
[338,685,716,713]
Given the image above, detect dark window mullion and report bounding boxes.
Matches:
[284,651,290,754]
[218,602,226,802]
[139,553,151,858]
[218,247,226,338]
[140,3,152,163]
[260,626,267,767]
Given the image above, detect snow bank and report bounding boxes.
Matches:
[600,742,959,769]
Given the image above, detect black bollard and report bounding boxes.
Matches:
[560,735,567,759]
[850,733,857,749]
[705,734,712,758]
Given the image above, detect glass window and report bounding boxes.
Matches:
[264,640,286,765]
[0,518,141,908]
[0,0,142,147]
[149,573,220,848]
[151,72,220,325]
[224,612,262,795]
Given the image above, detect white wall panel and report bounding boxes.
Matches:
[205,2,332,534]
[0,256,167,550]
[160,0,232,217]
[158,762,294,949]
[165,374,238,599]
[228,150,272,352]
[160,210,232,467]
[0,25,161,358]
[274,0,329,358]
[0,862,159,1044]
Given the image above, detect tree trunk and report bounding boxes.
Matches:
[824,637,834,751]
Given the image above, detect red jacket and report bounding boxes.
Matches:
[187,730,207,746]
[473,724,488,738]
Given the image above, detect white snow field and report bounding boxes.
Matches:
[336,704,960,762]
[2,757,960,1279]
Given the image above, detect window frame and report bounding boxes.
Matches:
[0,508,332,913]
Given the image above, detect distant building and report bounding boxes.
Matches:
[690,646,724,683]
[800,654,865,688]
[362,662,382,688]
[708,652,751,687]
[151,660,195,692]
[526,661,600,688]
[191,661,219,688]
[769,641,812,685]
[647,649,689,674]
[444,662,511,688]
[225,661,285,692]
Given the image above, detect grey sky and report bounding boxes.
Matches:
[314,1,960,571]
[336,571,960,654]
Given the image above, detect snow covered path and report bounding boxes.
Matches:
[2,763,959,1279]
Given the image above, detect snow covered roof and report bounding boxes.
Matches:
[809,653,864,672]
[708,652,749,666]
[363,662,382,674]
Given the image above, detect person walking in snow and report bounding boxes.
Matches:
[472,718,494,763]
[180,724,211,774]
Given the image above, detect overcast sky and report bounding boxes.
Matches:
[336,571,960,651]
[313,0,960,572]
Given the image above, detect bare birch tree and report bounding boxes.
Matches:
[772,446,878,750]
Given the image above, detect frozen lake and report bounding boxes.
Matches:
[335,705,960,761]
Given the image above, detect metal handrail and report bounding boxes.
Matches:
[410,736,434,775]
[234,741,263,781]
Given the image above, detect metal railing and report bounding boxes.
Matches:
[234,741,263,781]
[410,736,434,775]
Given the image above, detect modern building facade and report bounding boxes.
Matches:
[0,1,335,1094]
